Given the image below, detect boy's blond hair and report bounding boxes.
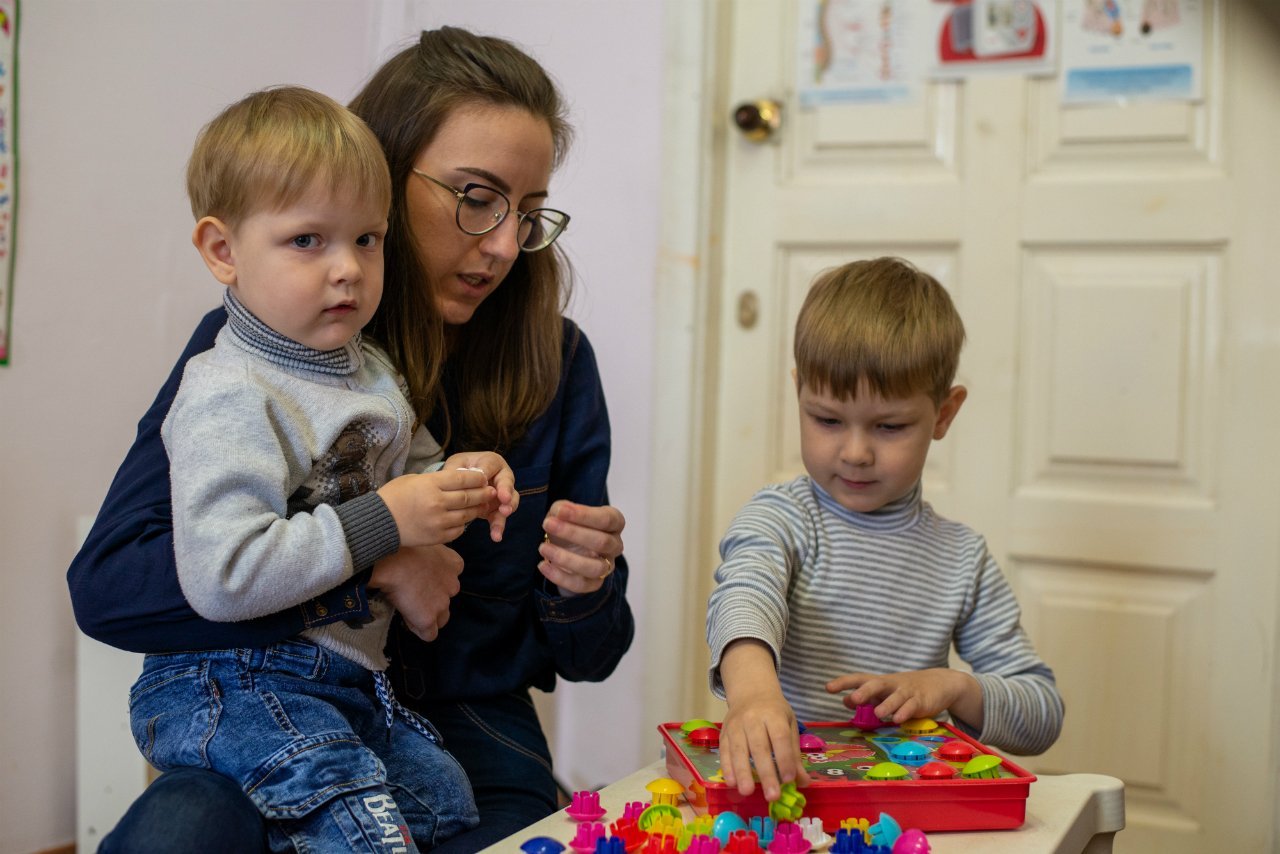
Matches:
[794,256,966,405]
[186,85,391,226]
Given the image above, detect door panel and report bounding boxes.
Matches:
[697,2,1278,851]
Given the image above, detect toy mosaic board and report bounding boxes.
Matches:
[659,719,1036,832]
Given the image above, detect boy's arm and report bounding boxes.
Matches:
[66,309,370,652]
[718,638,811,801]
[706,487,814,799]
[953,546,1065,755]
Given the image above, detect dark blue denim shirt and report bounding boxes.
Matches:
[68,308,634,699]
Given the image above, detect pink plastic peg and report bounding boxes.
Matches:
[622,801,646,821]
[849,703,884,731]
[608,819,645,853]
[567,790,607,822]
[569,822,606,854]
[767,822,812,853]
[892,828,931,854]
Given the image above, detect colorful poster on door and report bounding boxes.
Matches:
[796,0,926,106]
[0,0,14,365]
[927,0,1058,78]
[1060,0,1203,104]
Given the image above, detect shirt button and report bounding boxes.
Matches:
[315,604,329,617]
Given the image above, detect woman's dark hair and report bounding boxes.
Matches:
[351,26,574,450]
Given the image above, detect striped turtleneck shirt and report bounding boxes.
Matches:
[706,476,1063,756]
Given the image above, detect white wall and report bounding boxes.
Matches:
[0,2,661,850]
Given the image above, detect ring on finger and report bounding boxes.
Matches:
[601,556,613,577]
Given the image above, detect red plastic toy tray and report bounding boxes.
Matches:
[659,720,1036,832]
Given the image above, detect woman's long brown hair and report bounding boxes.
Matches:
[350,26,574,451]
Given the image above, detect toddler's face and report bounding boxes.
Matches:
[223,182,388,351]
[796,380,964,514]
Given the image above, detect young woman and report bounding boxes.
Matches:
[68,27,634,852]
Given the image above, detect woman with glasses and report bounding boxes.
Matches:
[69,26,634,853]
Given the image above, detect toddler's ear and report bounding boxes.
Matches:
[192,217,238,286]
[932,385,967,440]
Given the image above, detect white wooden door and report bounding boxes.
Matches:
[691,2,1280,851]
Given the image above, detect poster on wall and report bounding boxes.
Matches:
[796,0,926,106]
[0,0,14,365]
[927,0,1058,79]
[1060,0,1203,104]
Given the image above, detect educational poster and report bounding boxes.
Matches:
[1060,0,1203,103]
[796,0,926,106]
[928,0,1058,79]
[0,0,14,365]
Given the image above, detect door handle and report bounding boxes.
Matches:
[732,99,782,143]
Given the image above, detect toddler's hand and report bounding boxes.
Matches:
[826,668,982,729]
[443,451,519,541]
[377,468,494,548]
[720,688,810,802]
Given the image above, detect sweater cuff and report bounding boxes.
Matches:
[335,491,401,571]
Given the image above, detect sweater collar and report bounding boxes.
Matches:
[223,289,362,376]
[811,478,923,533]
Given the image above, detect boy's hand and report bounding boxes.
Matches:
[443,451,519,541]
[826,668,984,731]
[718,639,812,801]
[377,468,495,548]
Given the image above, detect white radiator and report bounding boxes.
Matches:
[75,515,150,851]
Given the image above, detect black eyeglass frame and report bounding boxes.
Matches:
[412,169,570,253]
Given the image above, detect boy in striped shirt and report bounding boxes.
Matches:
[706,257,1063,801]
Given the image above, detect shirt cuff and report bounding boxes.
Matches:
[535,575,617,623]
[334,491,401,572]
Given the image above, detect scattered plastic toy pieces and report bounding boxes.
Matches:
[767,821,812,853]
[890,828,930,854]
[642,832,679,853]
[569,821,607,853]
[749,816,776,846]
[567,790,607,822]
[712,811,749,846]
[867,813,901,848]
[621,801,646,821]
[645,778,684,808]
[796,817,832,850]
[726,829,766,854]
[521,836,567,854]
[684,834,721,854]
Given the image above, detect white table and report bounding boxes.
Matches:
[482,761,1125,853]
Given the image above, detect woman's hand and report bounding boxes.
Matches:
[537,500,625,596]
[369,545,464,642]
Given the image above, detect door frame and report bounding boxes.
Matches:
[645,0,728,725]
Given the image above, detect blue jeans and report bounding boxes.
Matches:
[104,688,554,851]
[127,641,477,852]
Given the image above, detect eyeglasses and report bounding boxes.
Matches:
[412,170,570,253]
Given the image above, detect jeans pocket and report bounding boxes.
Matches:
[128,657,220,770]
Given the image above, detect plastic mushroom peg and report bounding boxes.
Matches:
[521,837,567,854]
[891,829,931,854]
[569,822,607,854]
[796,817,833,850]
[726,830,766,854]
[867,813,902,849]
[849,704,886,731]
[767,822,813,853]
[566,790,607,822]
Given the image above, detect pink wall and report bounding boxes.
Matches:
[0,2,660,849]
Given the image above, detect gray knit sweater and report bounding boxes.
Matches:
[706,476,1064,755]
[162,292,442,669]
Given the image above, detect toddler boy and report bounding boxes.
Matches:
[130,86,512,851]
[706,257,1063,800]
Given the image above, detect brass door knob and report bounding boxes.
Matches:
[732,99,782,143]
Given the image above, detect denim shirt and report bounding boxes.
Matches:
[68,308,634,698]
